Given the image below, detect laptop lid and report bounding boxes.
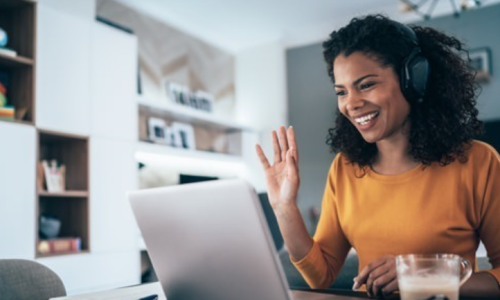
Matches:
[129,179,292,300]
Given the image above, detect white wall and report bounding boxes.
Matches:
[235,40,288,192]
[37,0,95,21]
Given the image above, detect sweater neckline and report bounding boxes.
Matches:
[366,162,425,182]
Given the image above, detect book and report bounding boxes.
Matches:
[37,237,81,255]
[0,92,6,106]
[0,105,14,120]
[0,47,17,57]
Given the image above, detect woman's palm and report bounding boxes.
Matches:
[256,126,300,208]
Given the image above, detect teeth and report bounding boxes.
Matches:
[355,112,379,125]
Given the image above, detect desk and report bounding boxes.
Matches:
[51,282,371,300]
[51,282,496,300]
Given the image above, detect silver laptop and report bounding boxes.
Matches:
[129,179,345,300]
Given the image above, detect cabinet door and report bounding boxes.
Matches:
[90,137,138,252]
[38,251,140,295]
[90,22,138,141]
[0,122,36,259]
[36,4,91,135]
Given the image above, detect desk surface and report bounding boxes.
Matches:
[51,282,370,300]
[52,282,494,300]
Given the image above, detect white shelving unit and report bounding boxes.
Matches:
[138,95,251,132]
[137,95,257,164]
[136,141,244,163]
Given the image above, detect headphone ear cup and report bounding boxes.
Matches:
[402,52,430,102]
[408,54,430,99]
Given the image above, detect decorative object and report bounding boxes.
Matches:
[400,0,482,20]
[147,117,169,144]
[41,160,66,192]
[0,27,8,47]
[166,81,190,106]
[193,90,214,112]
[0,27,17,57]
[467,47,492,82]
[171,122,196,150]
[39,215,61,239]
[166,81,214,113]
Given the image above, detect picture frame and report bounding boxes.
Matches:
[165,81,190,106]
[467,47,492,83]
[193,90,214,113]
[170,122,196,150]
[165,80,214,113]
[148,117,169,144]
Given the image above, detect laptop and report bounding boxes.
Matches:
[129,179,352,300]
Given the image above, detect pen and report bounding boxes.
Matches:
[137,294,158,300]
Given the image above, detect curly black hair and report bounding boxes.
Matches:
[323,14,483,169]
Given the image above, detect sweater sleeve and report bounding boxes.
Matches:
[475,144,500,283]
[291,155,352,289]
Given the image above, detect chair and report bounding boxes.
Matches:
[0,259,66,300]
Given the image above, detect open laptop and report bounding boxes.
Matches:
[129,179,352,300]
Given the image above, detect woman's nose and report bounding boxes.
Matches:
[345,92,365,112]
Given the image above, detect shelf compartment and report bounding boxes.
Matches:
[0,0,36,59]
[37,196,89,257]
[38,131,89,191]
[0,62,35,123]
[139,103,244,156]
[0,0,36,124]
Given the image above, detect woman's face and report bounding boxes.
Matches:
[334,52,410,144]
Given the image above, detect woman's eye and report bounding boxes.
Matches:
[336,90,346,96]
[360,82,375,90]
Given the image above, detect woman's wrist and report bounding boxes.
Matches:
[272,203,300,219]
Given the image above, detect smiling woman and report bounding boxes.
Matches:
[255,14,500,300]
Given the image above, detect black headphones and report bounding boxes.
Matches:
[390,21,430,103]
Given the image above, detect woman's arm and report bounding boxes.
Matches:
[273,203,313,261]
[255,126,312,261]
[460,272,500,298]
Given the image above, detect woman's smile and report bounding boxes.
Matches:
[352,111,380,130]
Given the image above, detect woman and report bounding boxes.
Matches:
[255,15,500,298]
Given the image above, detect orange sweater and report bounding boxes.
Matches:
[292,140,500,289]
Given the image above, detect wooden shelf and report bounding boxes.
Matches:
[0,117,33,126]
[38,190,89,198]
[0,53,33,68]
[136,141,244,163]
[37,250,90,258]
[138,96,251,132]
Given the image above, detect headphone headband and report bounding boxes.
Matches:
[389,20,430,103]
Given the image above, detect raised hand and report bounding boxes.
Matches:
[255,126,300,210]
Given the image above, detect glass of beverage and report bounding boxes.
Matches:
[396,254,472,300]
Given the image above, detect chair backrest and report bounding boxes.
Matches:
[0,259,66,300]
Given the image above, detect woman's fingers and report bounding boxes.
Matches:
[371,269,397,298]
[286,147,298,179]
[381,279,399,297]
[278,126,289,161]
[255,144,271,169]
[272,130,281,164]
[286,126,298,164]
